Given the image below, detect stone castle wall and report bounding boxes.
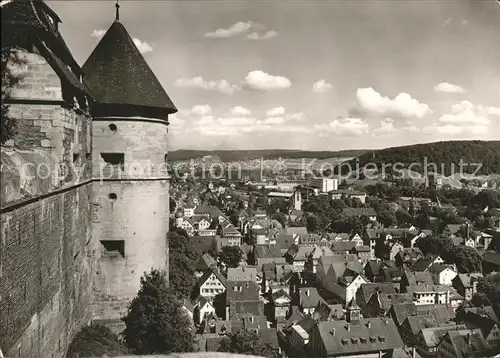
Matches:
[0,51,95,358]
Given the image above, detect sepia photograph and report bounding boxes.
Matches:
[0,0,499,357]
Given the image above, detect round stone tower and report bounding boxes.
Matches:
[83,3,177,325]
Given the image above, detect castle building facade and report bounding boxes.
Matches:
[0,1,176,356]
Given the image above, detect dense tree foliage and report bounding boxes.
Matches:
[415,235,482,273]
[219,246,242,268]
[1,48,26,145]
[336,141,500,176]
[271,212,288,227]
[218,330,280,358]
[472,273,500,317]
[122,270,194,354]
[67,324,129,357]
[169,228,200,299]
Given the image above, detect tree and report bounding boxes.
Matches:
[219,246,242,268]
[169,229,200,299]
[374,239,390,260]
[473,273,500,316]
[305,213,321,233]
[472,190,500,209]
[454,246,482,273]
[122,270,194,354]
[169,197,177,212]
[271,212,287,227]
[67,324,129,358]
[218,330,280,358]
[415,236,450,257]
[377,210,396,227]
[1,48,26,145]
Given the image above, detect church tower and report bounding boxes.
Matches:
[83,3,177,326]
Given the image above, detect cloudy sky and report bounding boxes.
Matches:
[48,0,500,150]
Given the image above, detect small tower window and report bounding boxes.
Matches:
[100,240,125,258]
[108,193,117,201]
[108,124,117,133]
[100,153,124,171]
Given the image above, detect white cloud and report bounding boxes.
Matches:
[288,112,305,121]
[243,70,291,91]
[441,17,452,26]
[262,117,286,125]
[91,29,152,54]
[426,123,489,136]
[168,114,185,129]
[438,101,490,125]
[230,106,252,116]
[205,21,277,40]
[264,107,304,124]
[174,77,240,95]
[179,104,212,117]
[356,87,431,118]
[266,107,286,117]
[316,117,369,137]
[312,80,333,93]
[478,105,500,117]
[196,116,216,125]
[373,119,396,136]
[132,38,153,54]
[91,29,106,38]
[434,82,466,93]
[247,30,278,40]
[217,117,256,126]
[205,21,253,38]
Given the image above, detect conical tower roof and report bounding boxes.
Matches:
[82,6,177,117]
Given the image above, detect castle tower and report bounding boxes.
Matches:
[83,3,177,325]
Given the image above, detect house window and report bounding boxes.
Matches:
[73,153,80,163]
[101,240,125,258]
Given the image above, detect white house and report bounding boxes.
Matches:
[345,275,368,304]
[184,205,196,218]
[198,269,226,298]
[429,264,457,286]
[350,233,364,247]
[193,296,216,325]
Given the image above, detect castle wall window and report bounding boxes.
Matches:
[101,240,125,258]
[100,153,124,171]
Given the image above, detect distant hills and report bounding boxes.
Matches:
[168,149,368,162]
[169,141,500,177]
[336,140,500,176]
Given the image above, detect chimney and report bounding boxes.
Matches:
[330,328,336,336]
[346,323,351,331]
[412,347,416,358]
[367,321,371,329]
[305,289,310,297]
